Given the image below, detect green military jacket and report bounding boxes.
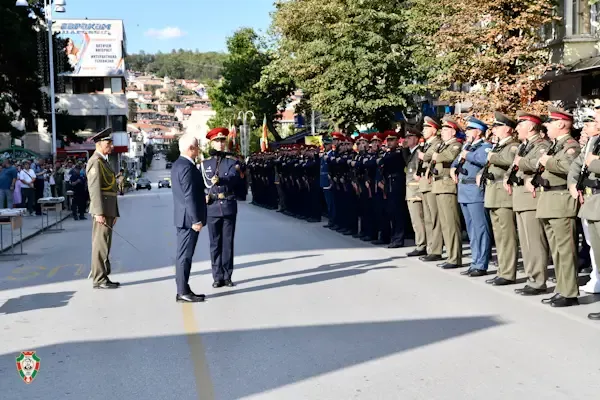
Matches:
[405,146,422,201]
[510,134,550,212]
[431,137,462,195]
[535,134,581,219]
[484,137,519,209]
[567,135,600,222]
[86,152,120,218]
[418,136,442,194]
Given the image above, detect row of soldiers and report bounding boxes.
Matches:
[248,106,600,319]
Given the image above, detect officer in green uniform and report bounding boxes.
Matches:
[403,128,427,257]
[481,112,520,286]
[430,116,463,269]
[568,106,600,319]
[534,107,581,307]
[507,111,551,295]
[86,128,120,289]
[417,117,444,261]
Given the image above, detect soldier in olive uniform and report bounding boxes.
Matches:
[403,128,427,257]
[569,107,600,319]
[86,128,120,289]
[451,117,493,276]
[480,112,520,285]
[506,111,551,295]
[533,107,581,307]
[429,117,463,268]
[417,117,444,261]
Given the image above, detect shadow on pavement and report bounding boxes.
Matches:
[120,254,322,288]
[206,266,399,300]
[0,316,504,400]
[0,291,75,315]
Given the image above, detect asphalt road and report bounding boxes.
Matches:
[1,157,600,399]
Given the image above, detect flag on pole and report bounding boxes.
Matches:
[261,114,269,152]
[229,124,239,154]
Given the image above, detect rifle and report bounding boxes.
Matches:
[456,140,473,176]
[426,142,446,179]
[576,138,600,191]
[531,140,559,189]
[416,142,431,176]
[506,141,529,186]
[478,143,498,190]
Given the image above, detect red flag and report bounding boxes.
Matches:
[261,115,269,152]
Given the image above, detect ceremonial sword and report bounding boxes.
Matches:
[88,221,143,279]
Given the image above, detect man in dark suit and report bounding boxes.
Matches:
[201,127,241,288]
[171,133,207,303]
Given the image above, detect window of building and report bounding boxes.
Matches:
[72,77,105,94]
[567,0,592,36]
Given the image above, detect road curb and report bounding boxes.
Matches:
[0,213,72,254]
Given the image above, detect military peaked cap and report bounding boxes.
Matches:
[492,111,517,129]
[90,128,113,143]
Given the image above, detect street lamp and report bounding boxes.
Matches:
[237,110,255,159]
[16,0,67,164]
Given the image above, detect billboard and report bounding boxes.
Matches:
[53,19,125,77]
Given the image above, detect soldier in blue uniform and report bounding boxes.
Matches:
[321,137,336,228]
[451,117,493,276]
[201,127,241,288]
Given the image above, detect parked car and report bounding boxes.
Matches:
[158,178,171,188]
[136,178,152,190]
[165,162,172,169]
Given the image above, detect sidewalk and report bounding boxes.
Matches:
[0,210,71,253]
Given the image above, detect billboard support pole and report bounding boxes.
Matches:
[45,0,58,165]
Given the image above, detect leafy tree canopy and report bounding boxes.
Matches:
[126,50,227,81]
[268,0,417,131]
[208,28,295,141]
[0,0,83,142]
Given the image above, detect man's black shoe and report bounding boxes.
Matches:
[212,281,225,288]
[406,249,427,257]
[468,269,487,277]
[93,282,119,289]
[176,293,205,303]
[419,254,443,262]
[224,280,235,287]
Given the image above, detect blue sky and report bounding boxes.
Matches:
[56,0,275,54]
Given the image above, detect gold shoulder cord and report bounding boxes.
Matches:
[98,160,116,191]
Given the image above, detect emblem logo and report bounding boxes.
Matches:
[16,351,40,384]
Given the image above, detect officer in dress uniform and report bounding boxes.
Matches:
[481,112,520,285]
[365,133,388,243]
[417,117,444,261]
[430,117,463,268]
[403,128,427,257]
[321,137,336,228]
[86,128,120,289]
[533,107,582,307]
[379,130,407,248]
[508,111,551,296]
[570,105,600,319]
[202,127,241,288]
[451,117,492,276]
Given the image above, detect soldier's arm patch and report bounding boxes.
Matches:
[453,145,460,150]
[510,145,519,152]
[88,166,97,177]
[485,148,491,153]
[567,148,576,155]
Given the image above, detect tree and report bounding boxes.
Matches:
[128,99,138,122]
[126,50,227,81]
[166,140,180,162]
[167,105,176,114]
[0,0,82,143]
[208,28,295,141]
[268,0,417,131]
[405,0,558,117]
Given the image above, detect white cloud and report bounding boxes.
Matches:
[145,27,185,40]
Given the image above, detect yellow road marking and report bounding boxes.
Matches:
[181,303,215,400]
[5,266,46,281]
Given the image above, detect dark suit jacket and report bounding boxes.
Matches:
[171,156,207,228]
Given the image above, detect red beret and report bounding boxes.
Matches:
[206,127,229,140]
[370,132,385,141]
[384,130,398,140]
[331,132,346,140]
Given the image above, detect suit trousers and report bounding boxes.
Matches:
[541,217,579,298]
[436,193,462,265]
[207,214,237,282]
[460,202,491,271]
[175,227,199,295]
[489,207,518,281]
[407,200,426,251]
[323,189,335,224]
[516,210,549,289]
[422,191,443,256]
[91,217,115,285]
